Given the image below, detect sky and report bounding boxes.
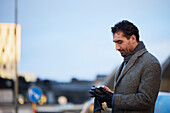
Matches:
[0,0,170,82]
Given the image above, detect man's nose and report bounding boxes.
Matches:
[115,44,120,51]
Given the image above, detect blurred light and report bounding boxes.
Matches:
[38,94,47,105]
[89,104,94,112]
[18,98,24,104]
[18,95,24,104]
[58,96,67,105]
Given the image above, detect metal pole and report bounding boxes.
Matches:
[14,0,18,113]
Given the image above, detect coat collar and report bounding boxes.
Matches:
[114,48,148,91]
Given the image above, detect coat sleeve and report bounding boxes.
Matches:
[113,62,161,111]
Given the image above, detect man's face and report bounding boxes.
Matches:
[113,31,134,57]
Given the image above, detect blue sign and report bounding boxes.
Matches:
[28,86,42,102]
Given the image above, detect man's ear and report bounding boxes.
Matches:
[130,35,137,44]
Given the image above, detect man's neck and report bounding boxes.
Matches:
[132,42,139,52]
[124,41,145,63]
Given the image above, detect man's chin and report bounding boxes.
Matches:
[120,53,126,57]
[121,54,126,57]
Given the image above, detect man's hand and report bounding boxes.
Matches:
[89,86,113,103]
[89,86,114,110]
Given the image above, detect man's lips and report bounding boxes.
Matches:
[119,50,124,54]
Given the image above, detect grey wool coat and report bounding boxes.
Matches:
[112,48,161,113]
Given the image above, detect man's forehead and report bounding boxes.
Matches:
[113,31,124,37]
[113,32,123,38]
[113,32,127,42]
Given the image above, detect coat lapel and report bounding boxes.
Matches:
[114,48,147,91]
[113,63,124,90]
[115,63,124,82]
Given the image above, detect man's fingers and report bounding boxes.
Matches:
[102,86,113,92]
[89,90,98,97]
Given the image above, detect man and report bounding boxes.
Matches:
[89,20,161,113]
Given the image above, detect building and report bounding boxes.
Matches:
[160,55,170,92]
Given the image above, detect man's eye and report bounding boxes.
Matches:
[118,41,122,44]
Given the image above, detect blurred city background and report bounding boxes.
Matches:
[0,0,170,113]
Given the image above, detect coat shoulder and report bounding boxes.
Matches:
[139,51,160,65]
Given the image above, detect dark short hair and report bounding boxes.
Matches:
[111,20,139,42]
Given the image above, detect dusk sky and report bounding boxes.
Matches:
[0,0,170,82]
